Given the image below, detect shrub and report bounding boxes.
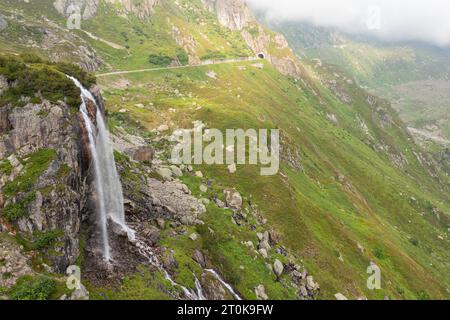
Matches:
[176,48,189,66]
[3,192,36,221]
[19,53,43,64]
[200,51,227,61]
[9,275,56,300]
[372,247,386,260]
[0,159,12,175]
[16,229,63,251]
[33,230,63,250]
[148,53,173,67]
[409,238,420,247]
[3,149,56,198]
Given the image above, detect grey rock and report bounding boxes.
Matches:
[189,233,198,241]
[133,146,154,162]
[298,285,308,297]
[258,240,271,251]
[170,165,183,177]
[335,293,348,300]
[192,250,207,268]
[143,225,160,245]
[157,167,173,181]
[254,284,268,300]
[70,284,89,300]
[203,0,254,30]
[195,171,203,178]
[273,259,284,277]
[0,14,8,31]
[156,218,165,229]
[215,198,226,208]
[0,101,85,271]
[258,248,268,259]
[223,189,243,210]
[146,178,206,225]
[306,276,318,290]
[163,250,178,271]
[0,107,12,134]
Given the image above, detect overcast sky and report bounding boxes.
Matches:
[247,0,450,47]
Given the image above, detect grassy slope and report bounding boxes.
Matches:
[97,58,450,299]
[265,20,450,142]
[80,0,252,71]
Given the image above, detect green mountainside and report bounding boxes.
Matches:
[261,18,450,151]
[0,0,449,300]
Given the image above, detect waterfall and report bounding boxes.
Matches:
[68,77,241,300]
[205,269,242,300]
[69,76,134,262]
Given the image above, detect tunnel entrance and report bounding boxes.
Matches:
[258,53,265,59]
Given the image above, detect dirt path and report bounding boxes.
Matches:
[96,57,259,77]
[81,30,127,50]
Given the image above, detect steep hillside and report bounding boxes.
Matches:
[261,18,450,150]
[0,0,449,300]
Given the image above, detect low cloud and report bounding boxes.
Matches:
[247,0,450,47]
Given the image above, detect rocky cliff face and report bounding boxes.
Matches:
[202,0,303,77]
[0,99,86,272]
[54,0,160,20]
[203,0,254,30]
[107,0,160,20]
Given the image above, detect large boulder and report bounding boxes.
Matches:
[223,189,243,210]
[133,146,154,162]
[273,259,284,277]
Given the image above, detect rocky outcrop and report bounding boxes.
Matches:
[0,107,11,134]
[54,0,160,20]
[203,0,302,77]
[0,100,87,272]
[0,238,33,288]
[241,26,302,77]
[223,188,242,210]
[145,178,206,225]
[105,0,160,19]
[53,0,99,20]
[203,0,254,30]
[171,25,200,65]
[0,75,9,96]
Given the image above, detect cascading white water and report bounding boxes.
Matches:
[69,76,134,262]
[205,269,242,300]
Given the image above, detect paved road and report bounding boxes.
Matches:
[96,57,259,77]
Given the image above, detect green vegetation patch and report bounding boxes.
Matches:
[7,275,56,300]
[16,230,64,251]
[0,54,95,110]
[148,53,174,67]
[2,149,56,222]
[0,159,12,175]
[88,267,175,300]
